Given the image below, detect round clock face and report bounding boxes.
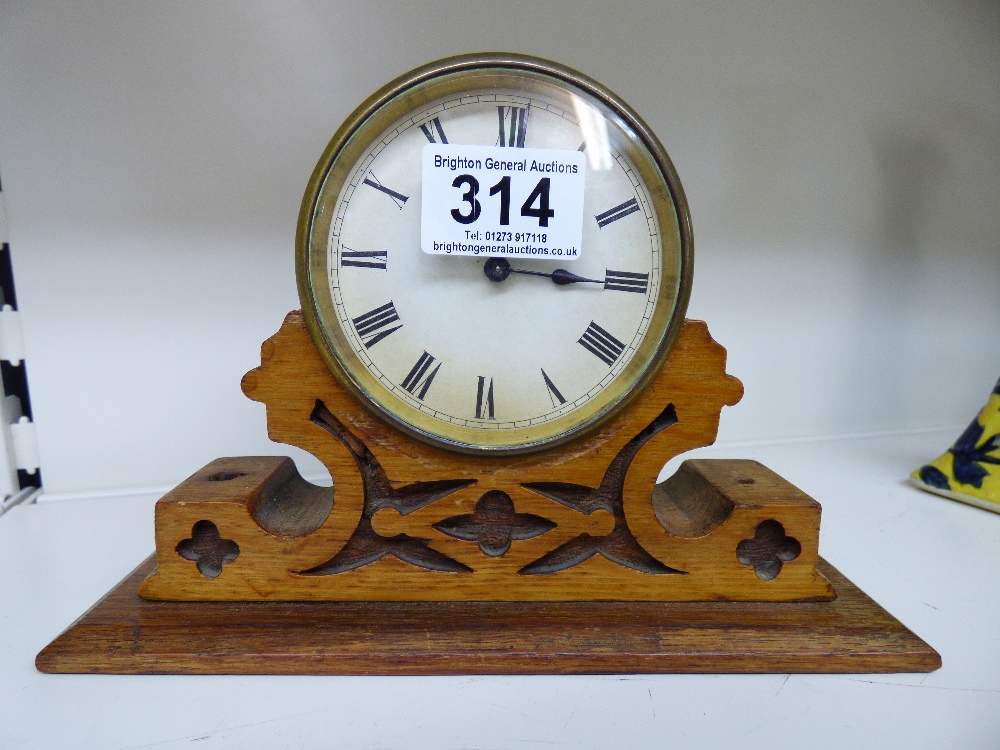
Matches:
[298,55,692,454]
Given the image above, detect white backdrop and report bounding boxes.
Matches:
[0,1,997,498]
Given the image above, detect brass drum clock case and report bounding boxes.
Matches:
[297,53,693,455]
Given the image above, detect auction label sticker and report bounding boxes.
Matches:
[421,144,587,259]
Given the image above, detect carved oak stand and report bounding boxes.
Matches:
[36,315,940,675]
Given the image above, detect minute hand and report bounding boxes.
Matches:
[509,267,604,286]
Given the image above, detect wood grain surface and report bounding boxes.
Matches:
[38,556,941,675]
[139,312,836,602]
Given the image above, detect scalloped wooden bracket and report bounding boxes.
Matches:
[139,312,833,602]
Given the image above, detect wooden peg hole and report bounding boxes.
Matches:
[206,471,248,482]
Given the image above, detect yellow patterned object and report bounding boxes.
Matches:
[911,378,1000,513]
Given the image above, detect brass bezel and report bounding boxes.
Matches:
[297,53,693,455]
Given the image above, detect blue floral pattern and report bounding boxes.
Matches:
[912,376,1000,511]
[948,418,1000,489]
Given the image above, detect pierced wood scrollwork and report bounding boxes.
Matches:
[143,315,838,603]
[298,401,475,575]
[305,400,684,576]
[520,404,685,575]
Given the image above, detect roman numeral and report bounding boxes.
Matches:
[362,172,409,209]
[541,369,566,408]
[475,376,495,420]
[352,301,402,348]
[341,248,387,270]
[595,197,640,228]
[497,105,529,147]
[603,269,649,294]
[401,351,441,400]
[578,321,626,366]
[419,117,448,144]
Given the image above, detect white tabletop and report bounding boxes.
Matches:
[2,429,998,749]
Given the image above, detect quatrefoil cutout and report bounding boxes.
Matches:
[433,490,556,557]
[736,519,801,581]
[176,520,240,579]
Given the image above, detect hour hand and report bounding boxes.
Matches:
[484,257,602,286]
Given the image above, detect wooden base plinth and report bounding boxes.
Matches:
[37,556,940,675]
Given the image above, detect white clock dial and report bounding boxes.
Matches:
[299,56,691,454]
